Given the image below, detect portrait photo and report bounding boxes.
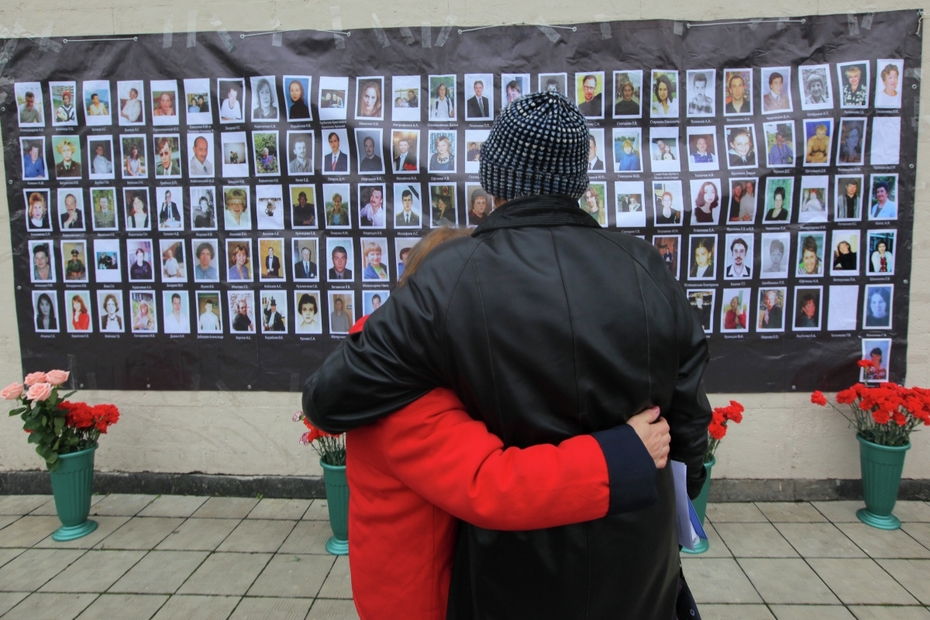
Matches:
[322,128,350,175]
[687,289,715,333]
[799,65,833,111]
[579,183,607,227]
[724,124,757,170]
[723,69,752,116]
[363,291,390,316]
[23,189,52,232]
[328,292,356,335]
[837,62,869,109]
[129,290,158,334]
[587,128,606,173]
[392,129,420,174]
[685,70,715,118]
[356,129,385,175]
[98,290,125,333]
[540,73,568,97]
[163,291,191,334]
[93,238,121,284]
[124,187,151,231]
[871,116,901,166]
[576,72,605,119]
[190,187,217,231]
[356,76,385,121]
[762,177,792,224]
[465,73,494,122]
[228,291,256,333]
[192,238,220,283]
[395,238,419,280]
[613,70,643,119]
[650,70,679,119]
[187,132,216,177]
[50,81,78,127]
[727,178,758,224]
[688,235,717,281]
[360,238,390,283]
[689,179,722,226]
[836,118,867,166]
[323,183,351,229]
[125,239,154,284]
[196,291,222,334]
[252,131,280,176]
[260,291,288,334]
[464,129,489,175]
[798,176,829,224]
[427,130,457,174]
[757,288,787,332]
[763,121,795,168]
[220,131,249,177]
[761,67,793,114]
[117,80,145,126]
[82,80,112,126]
[429,183,458,227]
[283,75,312,122]
[466,184,490,227]
[256,184,284,230]
[394,183,423,228]
[150,79,180,126]
[875,60,903,109]
[860,338,891,383]
[66,291,93,334]
[827,285,859,332]
[502,74,530,108]
[723,233,754,280]
[285,130,314,177]
[866,229,896,276]
[292,238,320,282]
[685,127,719,172]
[87,136,115,180]
[318,76,349,121]
[258,238,286,282]
[152,187,182,233]
[835,175,863,221]
[52,135,83,180]
[358,184,387,229]
[294,291,323,334]
[289,184,317,229]
[14,82,45,127]
[223,186,251,231]
[429,74,457,121]
[649,127,681,173]
[183,77,212,126]
[760,232,791,279]
[653,235,681,279]
[796,233,826,278]
[29,240,56,284]
[830,230,861,277]
[803,119,833,167]
[720,288,751,333]
[152,134,182,178]
[868,174,898,221]
[863,284,893,330]
[392,75,421,122]
[20,137,49,181]
[652,180,684,227]
[120,134,148,179]
[218,78,246,124]
[226,239,253,282]
[57,189,86,231]
[614,181,647,228]
[793,286,823,331]
[326,237,355,282]
[612,128,643,173]
[250,76,280,123]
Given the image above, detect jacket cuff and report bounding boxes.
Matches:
[591,425,658,515]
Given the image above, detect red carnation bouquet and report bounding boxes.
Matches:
[705,400,744,464]
[294,410,346,466]
[3,370,120,471]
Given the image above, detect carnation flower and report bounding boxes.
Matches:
[811,391,827,406]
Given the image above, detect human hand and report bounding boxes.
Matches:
[627,406,670,469]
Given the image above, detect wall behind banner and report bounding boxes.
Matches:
[0,0,929,485]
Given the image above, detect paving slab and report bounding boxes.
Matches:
[0,549,86,591]
[229,596,315,619]
[714,522,799,558]
[317,556,353,600]
[31,496,106,517]
[216,519,297,553]
[835,523,930,559]
[877,560,930,605]
[191,497,259,519]
[109,550,210,594]
[302,500,330,522]
[891,502,930,523]
[150,594,240,620]
[0,515,22,532]
[706,502,769,522]
[248,499,312,520]
[680,557,763,604]
[768,605,856,619]
[155,518,239,551]
[901,523,930,551]
[247,553,335,598]
[738,558,839,604]
[34,517,131,550]
[177,552,272,596]
[306,598,360,620]
[774,522,867,558]
[279,521,333,555]
[0,547,25,570]
[1,592,97,620]
[0,516,63,547]
[0,495,52,516]
[95,517,185,551]
[755,502,829,523]
[137,496,209,518]
[75,593,169,619]
[0,592,29,617]
[696,604,775,619]
[848,606,930,619]
[808,559,919,605]
[688,521,733,558]
[812,501,866,523]
[90,494,158,517]
[39,550,146,593]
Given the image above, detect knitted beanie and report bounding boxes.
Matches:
[479,91,590,201]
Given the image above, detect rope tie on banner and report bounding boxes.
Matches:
[916,10,923,36]
[63,36,138,43]
[686,18,806,28]
[458,23,577,34]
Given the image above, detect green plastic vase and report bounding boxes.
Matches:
[49,446,98,541]
[320,459,349,555]
[680,456,713,555]
[857,435,910,530]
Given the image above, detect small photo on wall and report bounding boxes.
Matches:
[392,129,420,174]
[875,60,903,109]
[159,239,187,283]
[363,291,390,315]
[228,291,256,333]
[687,289,715,333]
[82,80,112,126]
[835,175,863,222]
[29,240,56,284]
[757,288,787,332]
[163,291,191,334]
[87,136,116,180]
[283,75,312,122]
[723,233,753,280]
[649,127,681,173]
[323,183,351,229]
[50,81,78,127]
[871,116,901,166]
[59,241,90,283]
[360,237,390,282]
[319,76,349,121]
[328,291,356,334]
[326,237,355,282]
[153,134,182,178]
[613,70,644,119]
[798,175,829,224]
[292,238,320,281]
[120,135,148,179]
[427,131,456,174]
[579,183,607,228]
[761,67,793,114]
[652,180,684,227]
[724,124,757,169]
[827,285,859,332]
[221,131,249,177]
[252,131,281,176]
[57,188,86,231]
[24,189,52,232]
[395,183,423,228]
[464,129,489,175]
[295,291,323,334]
[763,121,795,168]
[464,74,494,122]
[653,235,681,279]
[866,230,896,276]
[287,131,314,176]
[863,284,893,330]
[720,288,751,333]
[465,184,490,227]
[150,79,180,126]
[218,78,245,124]
[98,290,125,333]
[689,179,722,226]
[760,232,790,279]
[723,68,752,116]
[223,187,252,231]
[124,187,151,231]
[612,128,643,173]
[250,76,280,122]
[796,232,826,278]
[117,80,146,126]
[52,135,83,180]
[615,181,647,228]
[155,186,184,231]
[196,291,222,334]
[868,174,899,221]
[587,128,606,172]
[322,128,350,175]
[502,74,530,108]
[290,184,317,229]
[192,239,220,283]
[688,235,717,281]
[129,290,157,334]
[21,137,48,181]
[258,238,286,282]
[65,291,93,334]
[183,77,212,126]
[575,72,605,119]
[685,70,715,118]
[861,338,892,382]
[837,118,867,166]
[226,239,253,282]
[392,75,421,122]
[650,70,679,118]
[90,187,118,232]
[794,286,824,331]
[726,178,757,224]
[837,62,870,108]
[190,188,217,231]
[429,184,458,227]
[188,132,216,177]
[685,127,719,172]
[540,73,568,97]
[395,238,419,280]
[126,238,155,283]
[356,76,385,121]
[256,184,284,230]
[358,184,387,229]
[260,291,288,334]
[762,177,793,224]
[93,238,121,283]
[799,65,833,111]
[357,129,385,175]
[428,75,456,121]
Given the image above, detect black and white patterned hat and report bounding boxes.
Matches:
[479,91,590,201]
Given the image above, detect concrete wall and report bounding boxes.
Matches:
[0,0,928,483]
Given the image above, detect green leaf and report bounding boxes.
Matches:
[53,417,65,432]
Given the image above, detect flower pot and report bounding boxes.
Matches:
[320,459,349,555]
[680,456,713,555]
[49,446,98,541]
[857,435,910,530]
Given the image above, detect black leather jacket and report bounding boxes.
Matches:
[304,195,711,619]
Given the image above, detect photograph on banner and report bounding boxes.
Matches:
[798,175,829,224]
[328,291,356,335]
[322,129,350,175]
[720,288,750,333]
[391,75,421,122]
[650,70,679,119]
[154,187,183,231]
[52,136,83,179]
[689,179,722,226]
[196,291,222,334]
[430,183,458,227]
[688,235,716,281]
[159,239,187,283]
[799,65,833,111]
[283,76,312,122]
[255,185,284,230]
[292,238,320,281]
[218,78,245,124]
[82,80,111,126]
[250,76,280,122]
[363,291,390,315]
[757,288,787,332]
[361,238,390,282]
[84,140,115,185]
[763,121,795,168]
[724,124,757,169]
[225,240,252,282]
[653,235,680,279]
[390,183,420,228]
[576,72,605,119]
[57,189,86,231]
[223,186,251,231]
[464,130,488,175]
[427,131,456,174]
[151,79,179,126]
[685,70,715,118]
[580,183,607,227]
[252,131,281,176]
[861,338,891,382]
[93,238,121,283]
[828,285,859,332]
[868,173,899,220]
[540,73,568,97]
[836,118,867,166]
[836,62,870,109]
[652,180,683,227]
[326,237,355,282]
[834,175,863,221]
[285,131,313,176]
[66,291,93,334]
[391,129,420,174]
[190,188,217,231]
[726,178,757,224]
[761,67,793,114]
[319,76,349,121]
[863,284,893,330]
[126,239,154,283]
[188,132,216,177]
[794,286,823,331]
[613,70,643,119]
[29,240,55,284]
[290,184,317,229]
[24,190,52,232]
[614,181,646,228]
[502,74,529,109]
[260,291,288,334]
[723,234,753,280]
[221,131,249,177]
[760,232,791,279]
[612,128,643,173]
[192,239,220,283]
[428,74,456,121]
[129,290,157,334]
[395,238,419,280]
[89,187,118,232]
[294,291,323,334]
[803,119,833,167]
[871,116,901,166]
[358,183,387,229]
[586,129,606,173]
[117,80,145,126]
[466,184,490,227]
[258,238,286,282]
[866,229,896,276]
[685,127,719,172]
[98,290,125,333]
[356,76,385,121]
[875,60,904,108]
[120,135,148,179]
[323,183,351,228]
[228,291,256,333]
[153,134,182,178]
[21,137,49,181]
[649,127,680,173]
[50,81,78,127]
[183,78,211,126]
[762,177,793,224]
[723,68,752,116]
[124,187,151,231]
[163,291,191,334]
[687,289,715,333]
[796,233,826,278]
[356,129,385,175]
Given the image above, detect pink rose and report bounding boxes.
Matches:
[25,382,53,402]
[0,382,23,400]
[46,370,70,386]
[23,372,48,387]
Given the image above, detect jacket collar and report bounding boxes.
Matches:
[473,194,599,235]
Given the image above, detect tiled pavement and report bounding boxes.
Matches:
[1,495,930,619]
